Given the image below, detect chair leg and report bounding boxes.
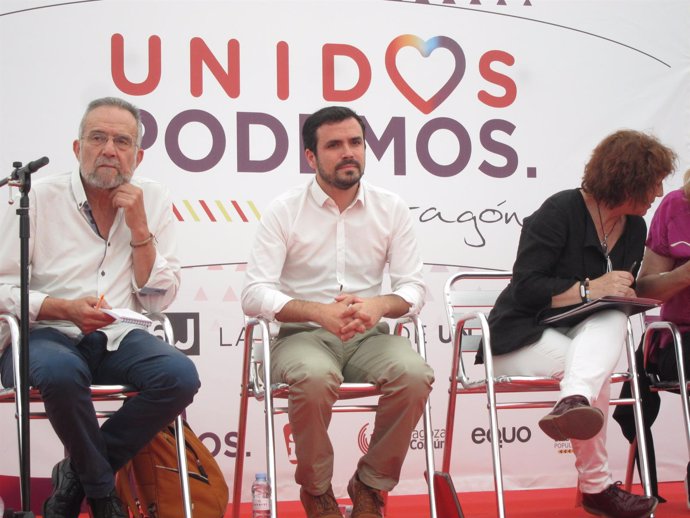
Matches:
[420,398,438,518]
[231,389,250,518]
[261,352,279,518]
[3,314,30,513]
[685,461,690,509]
[173,415,193,518]
[263,392,279,518]
[485,381,506,518]
[442,378,460,474]
[673,334,690,471]
[626,327,653,497]
[232,338,253,518]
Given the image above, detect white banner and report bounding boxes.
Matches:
[1,0,689,506]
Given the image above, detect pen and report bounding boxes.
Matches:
[95,294,105,310]
[629,261,638,274]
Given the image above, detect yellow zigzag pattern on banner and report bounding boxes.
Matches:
[172,200,261,222]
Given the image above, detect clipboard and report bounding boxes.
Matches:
[540,296,660,327]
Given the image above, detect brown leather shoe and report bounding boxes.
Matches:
[538,395,604,441]
[347,473,384,518]
[582,482,658,518]
[300,486,343,518]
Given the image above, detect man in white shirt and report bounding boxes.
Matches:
[0,97,200,518]
[242,106,434,518]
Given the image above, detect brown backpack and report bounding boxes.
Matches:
[116,420,229,518]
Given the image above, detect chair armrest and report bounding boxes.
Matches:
[392,315,429,361]
[0,313,21,387]
[243,316,273,398]
[147,312,176,346]
[642,320,685,383]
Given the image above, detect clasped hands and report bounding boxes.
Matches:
[320,294,386,342]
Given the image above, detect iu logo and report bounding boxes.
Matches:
[163,312,200,355]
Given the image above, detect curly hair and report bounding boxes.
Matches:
[581,130,676,207]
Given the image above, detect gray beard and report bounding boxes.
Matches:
[82,169,131,189]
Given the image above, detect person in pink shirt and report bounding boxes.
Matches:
[614,168,690,504]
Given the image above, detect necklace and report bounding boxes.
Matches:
[596,202,619,272]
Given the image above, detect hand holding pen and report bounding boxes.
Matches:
[64,295,114,334]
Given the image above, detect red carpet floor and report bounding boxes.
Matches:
[4,480,685,516]
[231,481,687,517]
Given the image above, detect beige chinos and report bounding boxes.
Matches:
[270,322,434,495]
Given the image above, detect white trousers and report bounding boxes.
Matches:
[492,309,629,493]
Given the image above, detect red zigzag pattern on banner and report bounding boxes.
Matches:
[172,200,260,222]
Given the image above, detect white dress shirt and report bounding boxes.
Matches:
[0,169,180,351]
[241,178,426,321]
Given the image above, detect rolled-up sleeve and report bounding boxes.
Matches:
[388,199,426,316]
[241,204,292,320]
[132,183,181,313]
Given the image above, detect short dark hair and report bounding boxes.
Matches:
[302,106,366,154]
[79,96,143,146]
[581,130,676,207]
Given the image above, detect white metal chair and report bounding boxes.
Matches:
[231,316,437,518]
[624,319,690,503]
[441,270,653,518]
[0,312,193,518]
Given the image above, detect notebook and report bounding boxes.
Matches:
[540,295,660,327]
[102,308,153,328]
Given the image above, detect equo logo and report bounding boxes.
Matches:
[471,426,532,447]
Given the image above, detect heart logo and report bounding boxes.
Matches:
[385,35,466,114]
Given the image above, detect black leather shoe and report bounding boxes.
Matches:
[87,489,127,518]
[43,458,85,518]
[538,395,604,441]
[582,482,658,518]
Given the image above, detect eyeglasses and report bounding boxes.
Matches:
[82,131,136,151]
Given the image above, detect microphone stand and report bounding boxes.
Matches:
[1,158,48,518]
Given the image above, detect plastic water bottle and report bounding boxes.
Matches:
[251,472,271,518]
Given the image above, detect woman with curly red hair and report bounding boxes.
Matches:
[485,130,677,518]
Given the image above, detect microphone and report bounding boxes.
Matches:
[15,156,50,176]
[0,156,50,188]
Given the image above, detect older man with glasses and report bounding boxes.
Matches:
[0,97,200,518]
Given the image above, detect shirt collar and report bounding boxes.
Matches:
[70,169,101,233]
[309,177,366,210]
[70,168,89,211]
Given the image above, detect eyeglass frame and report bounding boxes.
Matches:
[81,130,138,152]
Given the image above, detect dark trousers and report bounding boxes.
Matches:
[613,332,690,498]
[0,327,200,498]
